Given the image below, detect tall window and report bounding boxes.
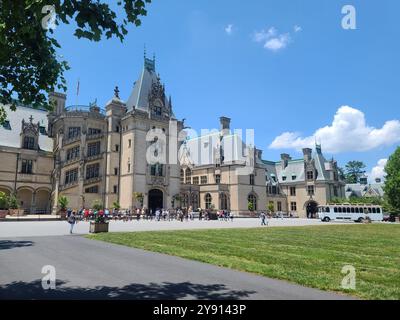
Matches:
[113,185,118,194]
[334,186,339,197]
[87,141,101,157]
[86,163,100,179]
[290,187,296,196]
[21,159,33,174]
[250,174,255,185]
[191,193,199,209]
[114,168,118,176]
[307,170,314,181]
[248,194,257,211]
[205,193,212,209]
[215,174,221,184]
[201,176,208,185]
[68,127,81,139]
[65,168,78,184]
[307,185,315,196]
[192,177,199,185]
[277,201,282,212]
[186,169,192,184]
[151,164,164,176]
[180,169,185,183]
[66,146,80,161]
[220,193,228,210]
[23,136,35,150]
[88,128,101,135]
[291,202,297,211]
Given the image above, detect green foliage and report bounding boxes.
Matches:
[0,0,151,124]
[58,196,68,210]
[344,161,366,183]
[8,194,19,209]
[329,197,383,206]
[384,147,400,213]
[133,192,144,206]
[92,199,103,211]
[0,191,9,210]
[112,201,121,210]
[267,202,275,213]
[248,201,254,212]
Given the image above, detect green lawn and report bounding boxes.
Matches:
[87,224,400,300]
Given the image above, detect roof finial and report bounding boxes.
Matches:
[29,115,33,123]
[114,86,120,99]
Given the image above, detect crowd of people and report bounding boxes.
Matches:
[65,206,235,223]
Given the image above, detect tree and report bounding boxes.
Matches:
[337,167,346,181]
[384,147,400,213]
[0,192,9,209]
[133,192,144,207]
[112,201,121,210]
[92,199,103,211]
[344,161,366,183]
[58,196,68,211]
[267,202,274,214]
[0,0,151,124]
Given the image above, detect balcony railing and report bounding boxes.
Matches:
[84,176,102,185]
[86,133,104,141]
[63,135,81,147]
[60,180,79,191]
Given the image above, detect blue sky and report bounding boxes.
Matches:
[53,0,400,179]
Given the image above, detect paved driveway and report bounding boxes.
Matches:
[0,236,353,300]
[0,218,346,238]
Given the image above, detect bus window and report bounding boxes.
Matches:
[365,208,370,213]
[355,207,359,213]
[338,207,342,213]
[326,207,330,213]
[334,207,338,213]
[372,208,376,214]
[377,208,381,213]
[359,208,363,213]
[351,207,355,213]
[347,207,351,213]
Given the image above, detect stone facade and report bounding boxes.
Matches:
[0,57,345,217]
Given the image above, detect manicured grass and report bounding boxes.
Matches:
[87,224,400,299]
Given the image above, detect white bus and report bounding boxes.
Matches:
[318,204,384,223]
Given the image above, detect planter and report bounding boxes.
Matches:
[89,222,109,233]
[9,209,25,216]
[60,210,67,220]
[0,210,8,219]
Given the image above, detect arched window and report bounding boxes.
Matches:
[220,193,228,210]
[248,194,257,211]
[205,193,212,209]
[182,193,189,208]
[191,193,199,210]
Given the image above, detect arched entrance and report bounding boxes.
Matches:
[0,186,11,196]
[36,189,51,214]
[305,201,318,219]
[17,188,33,214]
[148,189,163,213]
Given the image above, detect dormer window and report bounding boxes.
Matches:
[23,136,35,150]
[39,126,46,135]
[2,120,11,130]
[153,106,162,116]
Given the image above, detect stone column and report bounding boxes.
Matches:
[30,190,36,215]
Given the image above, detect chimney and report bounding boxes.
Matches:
[49,92,66,115]
[280,153,291,168]
[220,116,231,133]
[302,148,312,162]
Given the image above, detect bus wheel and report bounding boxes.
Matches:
[323,217,330,222]
[357,218,364,223]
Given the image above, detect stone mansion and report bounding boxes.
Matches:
[0,57,345,217]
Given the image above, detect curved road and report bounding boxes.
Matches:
[0,236,353,300]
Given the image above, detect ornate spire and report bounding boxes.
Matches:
[114,86,120,99]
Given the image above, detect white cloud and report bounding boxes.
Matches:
[369,159,388,182]
[225,24,234,35]
[253,27,295,52]
[264,33,291,51]
[269,106,400,153]
[294,25,302,33]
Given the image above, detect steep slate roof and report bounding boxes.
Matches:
[126,57,174,117]
[345,183,385,198]
[0,104,53,152]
